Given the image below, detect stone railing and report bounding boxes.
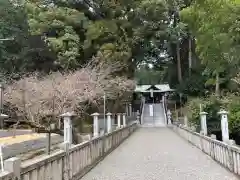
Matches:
[171,124,240,176]
[0,122,138,180]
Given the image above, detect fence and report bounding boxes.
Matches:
[0,121,138,180]
[171,124,240,176]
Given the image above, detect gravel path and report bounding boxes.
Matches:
[0,130,32,138]
[81,128,238,180]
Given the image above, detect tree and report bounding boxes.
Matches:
[84,0,171,77]
[134,65,166,85]
[26,0,90,70]
[1,0,189,81]
[0,0,29,76]
[180,0,240,95]
[4,60,135,128]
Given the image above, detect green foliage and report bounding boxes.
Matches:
[26,0,89,70]
[25,0,172,76]
[1,0,240,137]
[0,0,193,82]
[135,66,166,85]
[180,0,240,92]
[186,94,240,135]
[221,94,240,134]
[0,0,26,39]
[176,67,208,96]
[0,0,29,76]
[179,1,240,139]
[203,98,222,134]
[185,96,222,133]
[0,0,182,91]
[185,97,204,127]
[228,101,240,134]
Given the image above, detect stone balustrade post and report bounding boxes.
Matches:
[125,104,129,116]
[226,139,236,171]
[218,110,229,143]
[117,113,121,128]
[162,94,164,104]
[60,112,75,144]
[167,110,172,125]
[136,110,140,124]
[211,134,217,139]
[228,140,236,146]
[184,116,188,127]
[91,113,100,137]
[60,142,70,153]
[129,104,132,117]
[106,113,112,133]
[200,112,208,136]
[210,134,217,158]
[199,131,205,152]
[0,113,8,129]
[190,126,196,132]
[4,157,21,179]
[122,113,126,127]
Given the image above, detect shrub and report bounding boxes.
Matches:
[176,74,208,97]
[185,94,240,135]
[185,95,222,134]
[227,97,240,134]
[184,97,204,127]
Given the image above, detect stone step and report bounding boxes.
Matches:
[141,124,166,128]
[142,103,166,127]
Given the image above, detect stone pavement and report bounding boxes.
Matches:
[81,128,238,180]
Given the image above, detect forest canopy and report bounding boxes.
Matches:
[1,0,240,126]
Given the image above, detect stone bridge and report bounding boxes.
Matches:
[1,121,239,180]
[81,126,238,180]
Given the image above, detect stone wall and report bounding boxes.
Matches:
[0,122,138,180]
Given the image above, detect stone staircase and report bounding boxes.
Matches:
[142,103,166,127]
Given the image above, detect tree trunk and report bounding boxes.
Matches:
[176,42,182,83]
[188,36,192,77]
[215,72,220,96]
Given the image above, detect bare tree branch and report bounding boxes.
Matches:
[4,60,136,128]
